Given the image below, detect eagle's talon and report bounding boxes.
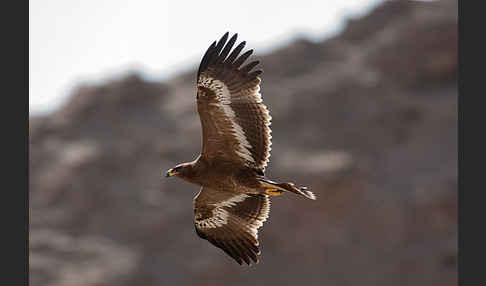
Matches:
[265,189,284,196]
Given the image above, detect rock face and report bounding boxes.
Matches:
[29,1,457,285]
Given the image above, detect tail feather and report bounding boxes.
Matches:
[260,179,316,200]
[299,186,316,200]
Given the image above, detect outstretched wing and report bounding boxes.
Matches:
[193,187,270,265]
[196,32,272,174]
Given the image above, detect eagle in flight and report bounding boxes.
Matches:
[166,32,316,265]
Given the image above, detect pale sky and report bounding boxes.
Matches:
[29,0,383,115]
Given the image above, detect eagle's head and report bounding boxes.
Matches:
[165,162,193,179]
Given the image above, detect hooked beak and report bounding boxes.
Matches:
[165,168,175,178]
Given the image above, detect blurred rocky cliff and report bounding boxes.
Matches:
[29,0,457,285]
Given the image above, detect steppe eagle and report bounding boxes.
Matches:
[166,32,315,265]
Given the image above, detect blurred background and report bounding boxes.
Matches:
[29,0,457,285]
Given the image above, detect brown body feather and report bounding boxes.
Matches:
[178,156,263,192]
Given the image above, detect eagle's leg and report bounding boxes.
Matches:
[259,178,316,200]
[265,188,284,196]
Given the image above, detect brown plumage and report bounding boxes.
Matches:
[166,32,316,266]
